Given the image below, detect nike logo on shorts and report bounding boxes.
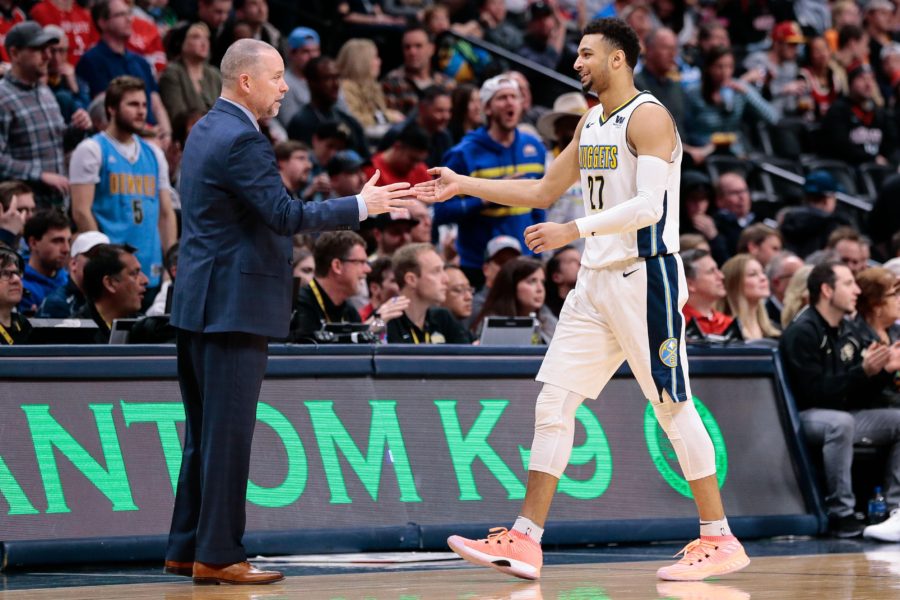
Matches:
[623,268,639,278]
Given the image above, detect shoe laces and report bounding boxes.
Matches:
[672,538,719,565]
[481,527,515,545]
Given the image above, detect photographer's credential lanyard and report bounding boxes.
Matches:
[309,279,331,324]
[410,328,430,345]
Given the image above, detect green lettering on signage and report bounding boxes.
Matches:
[519,405,613,500]
[247,403,308,507]
[435,399,525,501]
[0,456,39,515]
[306,400,421,504]
[559,588,612,599]
[120,401,185,494]
[22,404,137,513]
[643,396,728,498]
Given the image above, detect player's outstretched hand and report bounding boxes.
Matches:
[360,170,414,216]
[525,221,579,254]
[413,167,460,203]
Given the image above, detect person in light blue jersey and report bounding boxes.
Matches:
[70,75,177,303]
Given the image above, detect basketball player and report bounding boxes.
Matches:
[414,19,750,582]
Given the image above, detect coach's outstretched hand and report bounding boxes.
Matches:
[525,221,580,254]
[413,167,461,203]
[360,170,415,216]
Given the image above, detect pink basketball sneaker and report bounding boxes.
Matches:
[656,535,750,581]
[447,527,543,580]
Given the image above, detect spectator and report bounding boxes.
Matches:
[359,256,400,321]
[29,0,98,66]
[826,1,862,52]
[519,1,564,71]
[869,173,900,260]
[38,230,109,318]
[196,0,233,67]
[477,0,523,53]
[853,265,900,355]
[682,248,734,336]
[326,149,367,199]
[370,211,417,260]
[881,41,900,108]
[448,82,482,144]
[387,242,469,344]
[506,70,549,132]
[765,251,805,329]
[0,22,72,209]
[76,0,172,134]
[337,0,405,29]
[781,170,851,259]
[275,140,313,200]
[289,231,368,340]
[0,180,35,252]
[621,1,653,50]
[43,24,91,126]
[303,121,350,202]
[381,25,455,116]
[146,240,177,316]
[680,19,731,89]
[364,123,431,187]
[434,75,546,288]
[684,46,778,157]
[544,245,579,318]
[287,56,370,160]
[19,208,70,316]
[781,264,814,329]
[407,199,432,244]
[0,0,25,67]
[713,171,759,259]
[800,35,840,120]
[821,62,897,166]
[737,224,783,268]
[70,75,177,296]
[292,246,314,287]
[380,85,454,168]
[827,227,868,276]
[472,256,557,343]
[779,260,900,538]
[721,253,780,342]
[425,3,493,84]
[442,262,474,324]
[278,27,320,128]
[230,0,284,57]
[470,234,521,323]
[158,22,222,124]
[680,233,711,253]
[81,242,148,342]
[831,24,873,98]
[864,0,895,93]
[680,170,728,264]
[133,0,177,34]
[126,0,167,76]
[336,38,404,136]
[744,21,808,118]
[0,246,29,345]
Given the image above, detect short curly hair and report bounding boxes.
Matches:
[582,18,642,70]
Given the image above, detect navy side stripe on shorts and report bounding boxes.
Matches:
[636,192,668,258]
[646,254,688,402]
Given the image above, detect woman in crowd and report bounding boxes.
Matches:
[159,22,222,124]
[684,46,778,156]
[544,246,580,318]
[780,264,814,329]
[336,38,404,137]
[720,254,780,342]
[799,35,839,120]
[853,267,900,405]
[472,258,557,343]
[449,83,482,144]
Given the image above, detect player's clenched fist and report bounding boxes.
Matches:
[524,221,580,254]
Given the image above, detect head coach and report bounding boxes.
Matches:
[163,38,413,585]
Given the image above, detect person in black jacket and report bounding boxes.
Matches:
[780,260,900,538]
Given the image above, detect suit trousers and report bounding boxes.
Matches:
[166,329,268,564]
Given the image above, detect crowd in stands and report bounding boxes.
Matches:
[2,0,900,538]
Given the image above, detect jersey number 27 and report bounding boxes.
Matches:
[587,175,605,211]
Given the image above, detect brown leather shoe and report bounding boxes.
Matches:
[192,561,284,585]
[163,560,194,577]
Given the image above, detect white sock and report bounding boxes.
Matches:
[512,516,544,544]
[700,517,732,538]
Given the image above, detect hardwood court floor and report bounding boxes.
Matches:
[3,550,900,599]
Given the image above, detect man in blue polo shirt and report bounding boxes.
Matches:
[76,0,170,135]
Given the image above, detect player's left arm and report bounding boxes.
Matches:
[523,103,676,254]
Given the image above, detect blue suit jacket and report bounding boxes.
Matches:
[171,99,359,338]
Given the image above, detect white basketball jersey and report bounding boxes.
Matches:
[577,92,682,269]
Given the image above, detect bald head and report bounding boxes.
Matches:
[220,38,276,88]
[643,28,678,76]
[220,38,288,120]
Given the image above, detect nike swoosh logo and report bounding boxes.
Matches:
[585,121,594,128]
[623,269,640,278]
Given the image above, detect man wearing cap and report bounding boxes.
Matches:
[39,230,109,318]
[743,21,807,118]
[287,55,370,160]
[520,1,565,70]
[278,26,320,127]
[468,234,522,327]
[781,170,852,258]
[821,61,896,165]
[327,149,368,200]
[434,74,545,289]
[44,24,92,127]
[381,25,455,116]
[370,211,417,260]
[0,21,78,209]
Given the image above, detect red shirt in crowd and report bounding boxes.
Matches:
[0,5,26,62]
[30,0,98,66]
[127,11,165,75]
[364,152,431,187]
[682,304,734,336]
